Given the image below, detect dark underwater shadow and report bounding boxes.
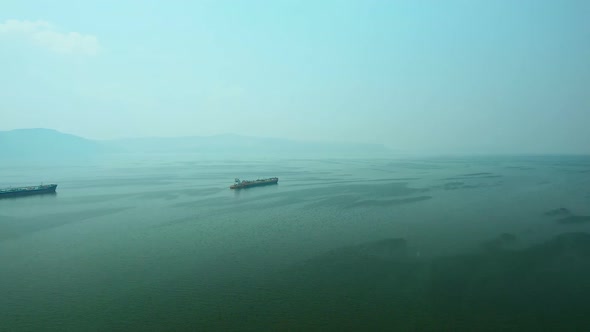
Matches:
[208,232,590,331]
[84,232,590,332]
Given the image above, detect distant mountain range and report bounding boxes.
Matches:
[0,128,103,161]
[0,128,390,161]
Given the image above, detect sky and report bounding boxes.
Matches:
[0,0,588,154]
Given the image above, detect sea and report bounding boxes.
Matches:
[1,155,590,331]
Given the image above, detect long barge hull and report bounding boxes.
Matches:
[230,178,278,189]
[0,184,58,198]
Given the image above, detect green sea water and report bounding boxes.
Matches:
[1,155,590,331]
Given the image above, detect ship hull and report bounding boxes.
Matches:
[0,185,58,199]
[230,178,278,189]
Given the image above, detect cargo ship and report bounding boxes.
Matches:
[0,184,58,198]
[230,177,278,189]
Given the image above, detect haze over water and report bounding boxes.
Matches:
[2,155,590,330]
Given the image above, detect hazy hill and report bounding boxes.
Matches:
[0,128,103,161]
[0,129,390,161]
[104,134,389,156]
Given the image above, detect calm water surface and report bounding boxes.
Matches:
[1,156,590,330]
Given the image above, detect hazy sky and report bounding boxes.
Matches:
[1,0,588,153]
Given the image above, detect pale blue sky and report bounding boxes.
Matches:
[1,0,588,153]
